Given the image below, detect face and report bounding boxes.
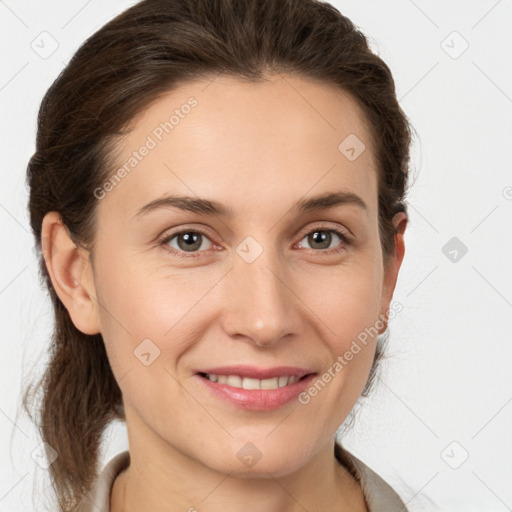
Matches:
[67,73,404,477]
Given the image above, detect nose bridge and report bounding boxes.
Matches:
[222,241,301,346]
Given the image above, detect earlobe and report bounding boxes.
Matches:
[40,212,101,335]
[378,211,408,334]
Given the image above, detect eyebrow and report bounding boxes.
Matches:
[133,190,367,220]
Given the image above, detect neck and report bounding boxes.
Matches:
[110,412,368,512]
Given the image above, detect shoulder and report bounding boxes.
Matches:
[75,451,130,512]
[335,441,409,512]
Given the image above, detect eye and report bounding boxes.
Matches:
[161,230,214,257]
[296,227,350,254]
[159,225,351,259]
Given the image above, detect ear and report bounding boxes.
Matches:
[40,211,101,335]
[378,211,407,334]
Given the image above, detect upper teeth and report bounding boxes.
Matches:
[206,374,299,390]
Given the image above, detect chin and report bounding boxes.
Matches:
[202,443,312,479]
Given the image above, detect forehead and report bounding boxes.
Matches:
[98,73,378,222]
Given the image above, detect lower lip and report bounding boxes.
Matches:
[196,374,316,411]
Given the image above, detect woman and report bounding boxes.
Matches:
[24,0,412,510]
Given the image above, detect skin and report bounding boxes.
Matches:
[42,73,407,512]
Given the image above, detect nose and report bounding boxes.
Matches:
[221,246,303,347]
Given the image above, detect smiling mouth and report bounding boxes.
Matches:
[195,367,317,410]
[197,372,312,390]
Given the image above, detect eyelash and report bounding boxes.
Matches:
[158,224,352,259]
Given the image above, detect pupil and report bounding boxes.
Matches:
[309,230,330,249]
[178,232,201,251]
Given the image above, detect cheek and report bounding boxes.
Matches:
[301,258,383,346]
[295,258,383,401]
[94,257,219,372]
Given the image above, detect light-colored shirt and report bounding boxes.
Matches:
[76,443,408,511]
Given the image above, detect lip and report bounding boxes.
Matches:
[194,365,317,411]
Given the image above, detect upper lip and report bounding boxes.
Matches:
[196,365,316,380]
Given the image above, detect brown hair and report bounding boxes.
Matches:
[23,0,413,509]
